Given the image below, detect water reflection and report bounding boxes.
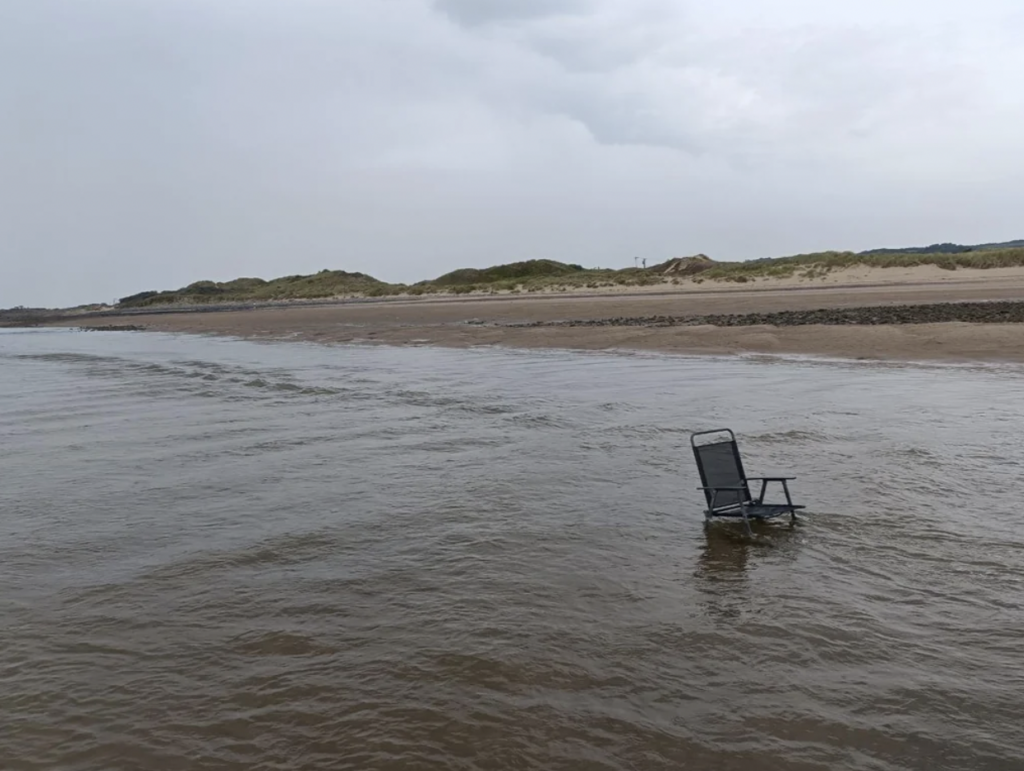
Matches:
[696,520,800,580]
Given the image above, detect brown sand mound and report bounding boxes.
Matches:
[653,254,715,277]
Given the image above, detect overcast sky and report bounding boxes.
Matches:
[2,0,1023,307]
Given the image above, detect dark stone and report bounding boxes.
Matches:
[502,301,1024,330]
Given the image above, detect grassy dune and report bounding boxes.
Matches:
[109,245,1024,309]
[696,247,1024,284]
[117,271,387,308]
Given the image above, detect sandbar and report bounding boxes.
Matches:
[49,266,1024,364]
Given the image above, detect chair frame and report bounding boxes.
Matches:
[691,428,804,535]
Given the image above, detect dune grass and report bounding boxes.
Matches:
[695,247,1024,283]
[110,246,1024,309]
[118,270,390,308]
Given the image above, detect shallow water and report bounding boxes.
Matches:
[1,328,1023,771]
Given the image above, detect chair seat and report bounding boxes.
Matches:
[708,503,805,520]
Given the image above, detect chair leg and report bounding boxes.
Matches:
[783,481,799,526]
[782,481,795,509]
[740,506,753,537]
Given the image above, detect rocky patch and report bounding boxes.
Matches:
[504,301,1024,329]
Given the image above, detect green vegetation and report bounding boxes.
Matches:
[110,242,1024,309]
[0,306,53,327]
[860,239,1024,256]
[416,264,666,296]
[696,247,1024,283]
[426,259,585,286]
[118,270,387,308]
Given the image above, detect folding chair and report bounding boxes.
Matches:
[691,428,804,535]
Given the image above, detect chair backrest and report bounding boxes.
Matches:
[691,429,752,510]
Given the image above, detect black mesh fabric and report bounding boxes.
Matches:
[696,441,750,509]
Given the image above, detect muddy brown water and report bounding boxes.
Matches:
[1,329,1023,771]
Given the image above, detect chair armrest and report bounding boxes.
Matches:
[697,486,748,491]
[746,476,795,481]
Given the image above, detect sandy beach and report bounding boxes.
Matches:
[58,266,1024,363]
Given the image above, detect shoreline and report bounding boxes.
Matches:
[46,304,1024,366]
[25,267,1024,364]
[9,263,1024,324]
[57,318,1024,366]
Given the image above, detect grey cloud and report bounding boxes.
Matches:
[434,0,592,27]
[2,0,1023,308]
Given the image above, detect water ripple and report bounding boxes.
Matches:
[1,329,1023,770]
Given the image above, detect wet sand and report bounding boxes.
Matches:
[60,271,1024,363]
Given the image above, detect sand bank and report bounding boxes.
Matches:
[51,267,1024,363]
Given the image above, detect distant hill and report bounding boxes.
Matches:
[425,259,585,286]
[859,239,1024,256]
[692,245,1024,283]
[117,270,385,308]
[86,238,1024,312]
